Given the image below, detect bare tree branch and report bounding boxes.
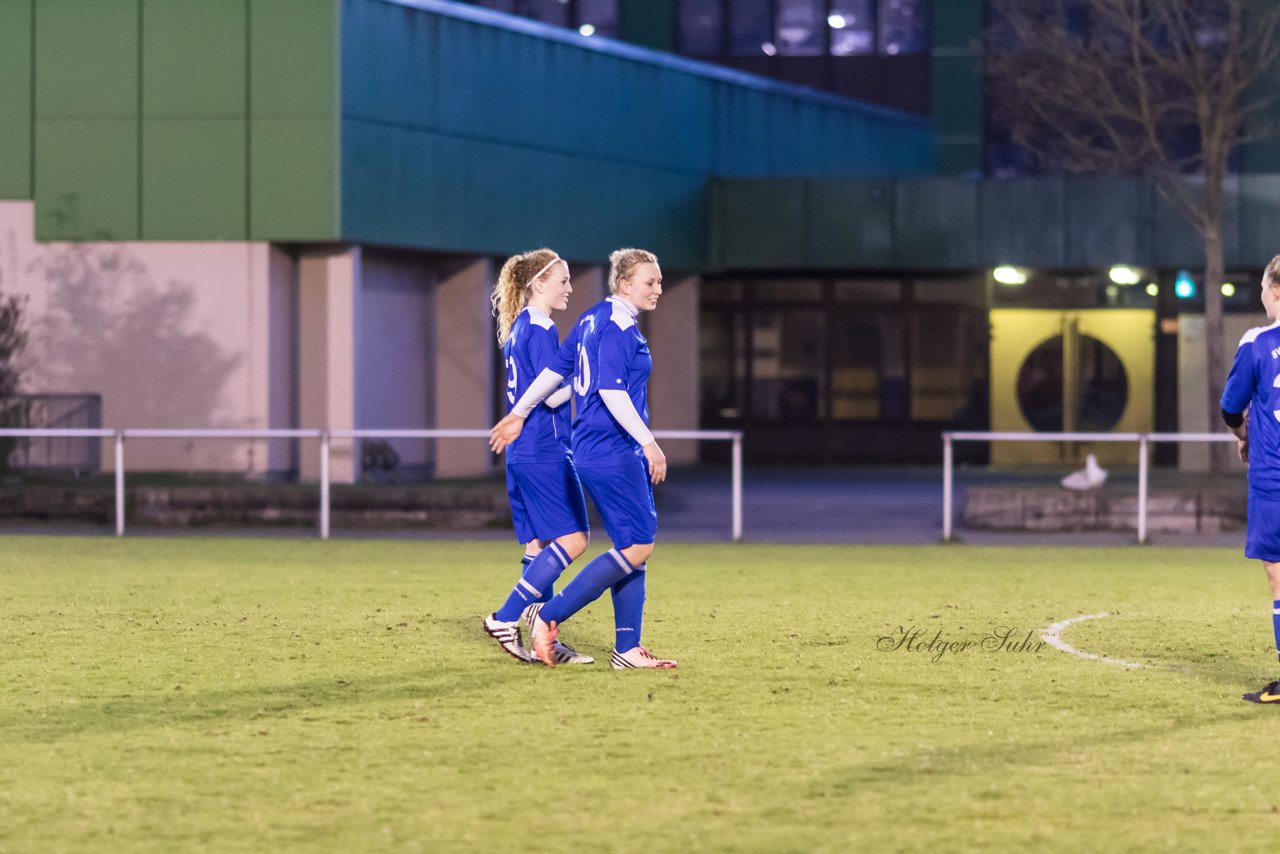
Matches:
[985,0,1280,473]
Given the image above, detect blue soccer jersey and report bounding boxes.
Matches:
[1222,321,1280,498]
[503,307,571,463]
[549,298,653,466]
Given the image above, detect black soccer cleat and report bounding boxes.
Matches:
[1242,680,1280,704]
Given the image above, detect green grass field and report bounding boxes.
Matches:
[2,535,1279,852]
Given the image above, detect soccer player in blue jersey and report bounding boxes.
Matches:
[482,249,593,666]
[1222,256,1280,703]
[491,248,677,670]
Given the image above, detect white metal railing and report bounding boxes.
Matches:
[0,427,744,542]
[942,431,1239,544]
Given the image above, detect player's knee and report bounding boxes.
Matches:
[556,531,588,560]
[1265,562,1280,596]
[622,543,653,566]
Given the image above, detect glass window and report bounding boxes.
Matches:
[749,309,826,421]
[752,279,823,302]
[776,0,824,56]
[833,279,900,303]
[913,277,985,308]
[679,0,724,56]
[910,309,984,420]
[700,311,748,420]
[701,280,745,304]
[729,0,774,57]
[576,0,618,37]
[878,0,927,55]
[829,0,874,55]
[830,310,904,420]
[525,0,571,27]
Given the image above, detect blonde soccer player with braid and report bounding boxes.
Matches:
[482,249,592,666]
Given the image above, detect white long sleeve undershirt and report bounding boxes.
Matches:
[511,368,566,418]
[545,385,572,409]
[599,389,654,447]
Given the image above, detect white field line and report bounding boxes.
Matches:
[1040,613,1146,670]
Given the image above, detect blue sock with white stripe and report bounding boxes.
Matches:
[611,563,646,653]
[1272,599,1280,667]
[494,546,571,622]
[538,548,636,626]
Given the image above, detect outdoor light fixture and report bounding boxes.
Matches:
[1222,282,1236,297]
[828,14,847,28]
[992,265,1028,286]
[1108,265,1142,286]
[578,23,595,36]
[761,42,778,55]
[1175,270,1196,298]
[1145,283,1159,296]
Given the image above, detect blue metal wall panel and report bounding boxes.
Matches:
[341,0,932,266]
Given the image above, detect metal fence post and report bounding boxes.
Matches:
[731,431,743,543]
[320,430,331,541]
[114,431,125,538]
[1137,434,1149,544]
[942,433,953,543]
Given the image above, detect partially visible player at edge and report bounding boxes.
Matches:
[1222,254,1280,704]
[483,249,594,666]
[491,247,676,670]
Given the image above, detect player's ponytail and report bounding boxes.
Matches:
[492,248,560,346]
[607,248,658,294]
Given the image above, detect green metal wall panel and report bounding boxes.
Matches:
[980,177,1066,267]
[251,118,340,240]
[35,118,137,239]
[143,0,245,116]
[1240,175,1280,264]
[894,179,979,267]
[714,180,806,270]
[250,0,337,117]
[142,119,246,239]
[806,180,894,267]
[140,1,248,239]
[35,0,137,116]
[249,0,339,239]
[1064,177,1153,267]
[0,0,33,199]
[34,0,139,238]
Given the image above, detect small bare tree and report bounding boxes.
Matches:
[0,294,29,473]
[986,0,1280,472]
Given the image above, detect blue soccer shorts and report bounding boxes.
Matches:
[578,457,657,550]
[1246,492,1280,562]
[506,459,589,546]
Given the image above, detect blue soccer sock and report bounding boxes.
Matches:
[494,546,571,622]
[1272,599,1280,667]
[611,563,646,653]
[539,548,637,626]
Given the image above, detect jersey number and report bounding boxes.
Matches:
[573,343,590,397]
[505,356,517,405]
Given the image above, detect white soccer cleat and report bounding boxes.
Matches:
[610,646,677,670]
[550,638,594,665]
[483,613,532,663]
[520,603,592,665]
[1061,453,1108,491]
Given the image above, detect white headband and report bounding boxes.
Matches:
[525,256,562,289]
